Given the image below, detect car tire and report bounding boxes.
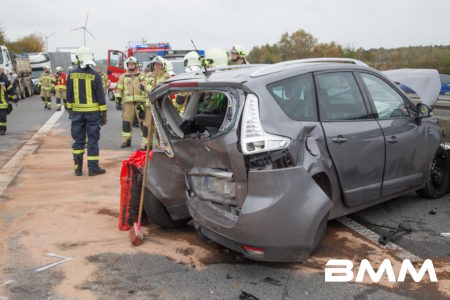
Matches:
[143,187,191,228]
[310,212,329,255]
[416,146,449,199]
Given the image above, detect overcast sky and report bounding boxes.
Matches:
[3,0,450,60]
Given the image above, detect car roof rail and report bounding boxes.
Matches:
[250,57,369,77]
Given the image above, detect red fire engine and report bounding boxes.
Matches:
[107,41,172,90]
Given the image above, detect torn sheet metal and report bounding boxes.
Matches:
[382,69,441,106]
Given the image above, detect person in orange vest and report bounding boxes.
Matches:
[54,66,67,111]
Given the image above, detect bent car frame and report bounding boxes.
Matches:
[144,58,447,262]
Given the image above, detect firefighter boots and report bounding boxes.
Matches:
[74,156,83,176]
[88,166,106,176]
[120,140,131,148]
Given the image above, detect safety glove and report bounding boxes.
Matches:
[115,97,122,110]
[137,104,145,119]
[100,111,107,126]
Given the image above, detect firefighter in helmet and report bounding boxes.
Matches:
[39,65,55,110]
[97,66,110,96]
[198,48,228,113]
[66,47,107,176]
[141,56,172,150]
[229,44,249,65]
[54,66,67,111]
[115,56,149,149]
[183,51,202,73]
[0,67,17,135]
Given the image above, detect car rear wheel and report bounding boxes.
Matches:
[143,188,191,228]
[416,146,449,199]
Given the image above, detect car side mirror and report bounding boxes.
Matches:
[416,103,432,118]
[107,70,112,75]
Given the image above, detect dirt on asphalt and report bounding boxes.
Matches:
[0,130,448,299]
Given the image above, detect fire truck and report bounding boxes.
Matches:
[107,41,201,100]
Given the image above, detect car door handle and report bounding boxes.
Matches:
[387,136,399,144]
[332,136,348,144]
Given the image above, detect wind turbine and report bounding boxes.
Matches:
[37,31,56,52]
[71,13,95,46]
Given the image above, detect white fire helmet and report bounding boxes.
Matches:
[183,51,201,72]
[204,47,228,68]
[76,47,96,68]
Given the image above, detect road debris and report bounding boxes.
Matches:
[239,290,259,300]
[263,277,282,286]
[378,225,413,246]
[428,208,437,215]
[33,253,72,274]
[441,232,450,237]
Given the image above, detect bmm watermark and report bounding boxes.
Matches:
[325,259,437,283]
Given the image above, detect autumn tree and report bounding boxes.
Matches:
[6,34,44,54]
[0,25,6,45]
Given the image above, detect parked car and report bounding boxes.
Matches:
[145,58,447,262]
[440,74,450,95]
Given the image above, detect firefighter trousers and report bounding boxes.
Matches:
[55,89,66,110]
[121,102,146,146]
[71,111,101,169]
[0,109,7,132]
[143,105,155,149]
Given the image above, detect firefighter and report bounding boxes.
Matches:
[97,67,109,96]
[115,56,148,149]
[198,48,228,113]
[229,44,249,65]
[0,67,17,135]
[54,66,67,111]
[39,66,55,110]
[141,56,172,150]
[183,51,202,73]
[66,47,107,176]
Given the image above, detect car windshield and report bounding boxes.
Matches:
[31,69,44,79]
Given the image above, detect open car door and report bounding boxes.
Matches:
[107,49,127,89]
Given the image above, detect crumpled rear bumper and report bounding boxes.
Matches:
[187,166,333,262]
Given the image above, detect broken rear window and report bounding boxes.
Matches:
[155,90,235,140]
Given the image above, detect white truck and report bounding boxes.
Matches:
[29,51,72,94]
[0,45,33,99]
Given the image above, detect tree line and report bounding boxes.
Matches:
[247,29,450,74]
[0,26,44,54]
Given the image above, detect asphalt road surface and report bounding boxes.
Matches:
[0,95,448,299]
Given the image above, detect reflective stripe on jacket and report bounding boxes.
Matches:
[39,73,55,90]
[0,76,13,109]
[66,66,106,112]
[54,73,67,90]
[115,71,148,103]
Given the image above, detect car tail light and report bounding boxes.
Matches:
[240,94,291,155]
[151,105,174,158]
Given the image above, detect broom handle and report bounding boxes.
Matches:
[137,112,154,226]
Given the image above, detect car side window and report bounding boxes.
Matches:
[316,72,369,121]
[361,73,410,119]
[267,73,317,121]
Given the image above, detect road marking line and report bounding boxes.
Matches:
[338,216,421,261]
[0,110,64,197]
[33,253,72,274]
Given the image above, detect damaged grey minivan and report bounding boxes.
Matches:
[145,58,448,262]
